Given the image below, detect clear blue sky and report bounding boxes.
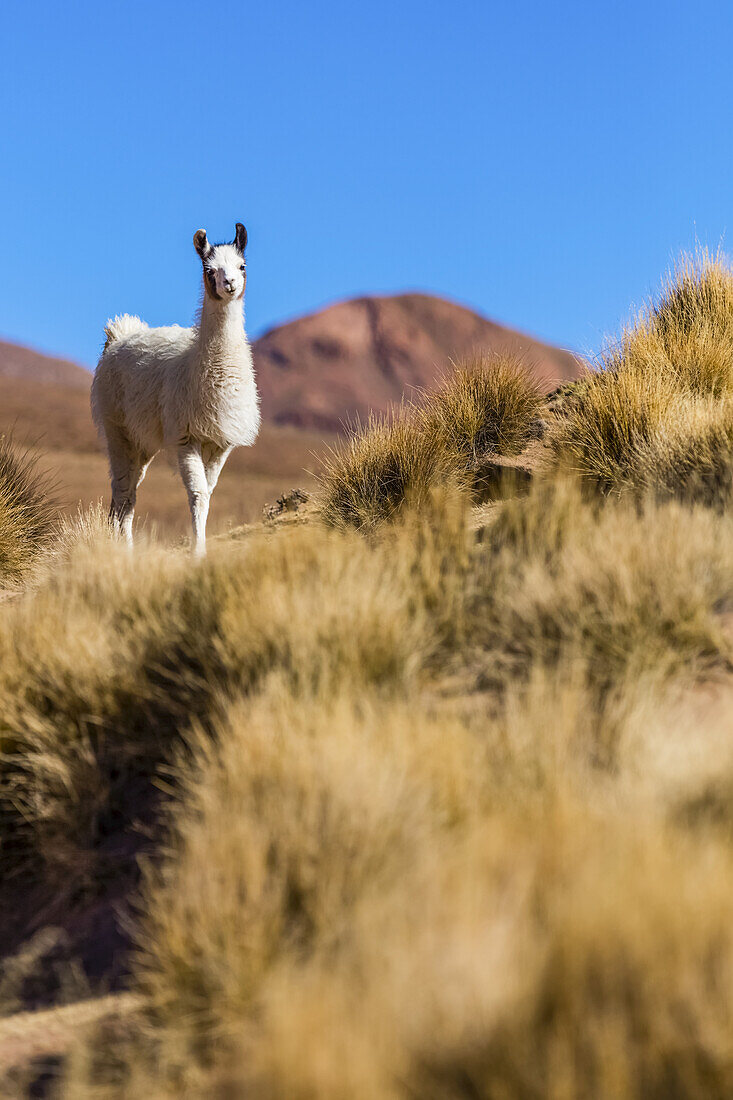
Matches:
[2,1,732,368]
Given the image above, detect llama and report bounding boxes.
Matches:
[91,223,260,555]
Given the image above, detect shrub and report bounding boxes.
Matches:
[550,361,678,491]
[650,248,733,396]
[320,356,543,528]
[0,437,57,584]
[318,409,451,529]
[631,397,733,509]
[550,252,733,498]
[422,354,544,464]
[471,481,733,697]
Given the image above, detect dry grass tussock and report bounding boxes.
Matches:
[319,353,543,527]
[630,395,733,508]
[318,409,451,528]
[422,353,544,462]
[473,479,733,702]
[552,249,733,500]
[0,436,58,585]
[651,248,733,395]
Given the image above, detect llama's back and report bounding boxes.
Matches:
[92,315,196,455]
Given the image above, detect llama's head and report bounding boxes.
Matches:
[193,223,248,302]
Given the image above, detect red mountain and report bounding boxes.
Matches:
[254,293,581,430]
[0,338,90,389]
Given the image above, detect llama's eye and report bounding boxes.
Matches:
[240,265,245,272]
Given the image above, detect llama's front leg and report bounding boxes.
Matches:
[178,443,210,557]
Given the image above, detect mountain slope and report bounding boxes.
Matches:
[254,293,580,429]
[0,338,90,388]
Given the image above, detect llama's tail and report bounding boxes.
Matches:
[103,314,148,350]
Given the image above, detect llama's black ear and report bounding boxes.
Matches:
[233,223,248,253]
[193,229,211,259]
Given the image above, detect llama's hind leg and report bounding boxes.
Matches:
[203,443,232,495]
[105,425,147,547]
[124,455,152,543]
[178,442,210,557]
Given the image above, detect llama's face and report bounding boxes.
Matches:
[193,225,248,302]
[203,245,246,302]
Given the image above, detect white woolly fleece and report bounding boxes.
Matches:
[92,284,260,455]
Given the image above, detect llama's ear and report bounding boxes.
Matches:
[233,223,248,254]
[193,229,211,259]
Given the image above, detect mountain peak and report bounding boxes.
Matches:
[254,293,580,430]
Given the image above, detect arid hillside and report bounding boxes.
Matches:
[0,338,90,388]
[256,292,580,428]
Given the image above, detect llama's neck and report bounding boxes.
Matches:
[197,292,248,368]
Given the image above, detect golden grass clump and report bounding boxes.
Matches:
[550,362,678,490]
[0,436,57,584]
[320,355,544,528]
[132,692,490,1039]
[318,409,451,529]
[237,818,733,1100]
[551,251,733,497]
[630,396,733,509]
[650,248,733,396]
[422,353,544,464]
[473,481,733,700]
[59,679,733,1100]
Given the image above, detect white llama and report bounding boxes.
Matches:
[91,223,260,555]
